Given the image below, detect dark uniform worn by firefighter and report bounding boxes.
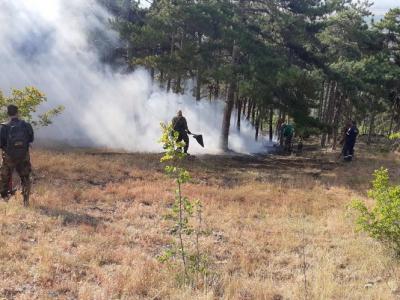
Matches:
[342,121,358,162]
[172,110,191,154]
[0,105,34,206]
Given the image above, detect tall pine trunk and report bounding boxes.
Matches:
[320,81,330,146]
[167,78,171,92]
[246,100,252,120]
[269,107,273,141]
[255,111,260,141]
[367,113,376,145]
[221,44,239,151]
[242,98,247,117]
[251,103,257,125]
[175,76,182,94]
[388,103,395,136]
[321,81,336,147]
[214,81,220,99]
[167,33,174,93]
[196,72,201,101]
[318,81,326,120]
[237,99,242,132]
[332,95,343,150]
[195,33,202,101]
[159,70,164,87]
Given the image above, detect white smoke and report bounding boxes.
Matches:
[0,0,268,154]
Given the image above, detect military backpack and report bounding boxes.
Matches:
[5,120,30,160]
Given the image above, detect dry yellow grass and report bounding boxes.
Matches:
[0,145,399,299]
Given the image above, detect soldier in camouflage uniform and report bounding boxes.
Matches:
[0,105,34,206]
[172,110,191,154]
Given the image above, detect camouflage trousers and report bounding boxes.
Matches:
[0,152,31,199]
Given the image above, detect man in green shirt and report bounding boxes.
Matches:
[283,123,294,153]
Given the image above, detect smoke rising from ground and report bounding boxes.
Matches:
[0,0,268,154]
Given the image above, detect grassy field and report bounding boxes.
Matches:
[0,143,399,299]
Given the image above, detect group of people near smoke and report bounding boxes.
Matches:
[0,105,358,207]
[277,118,359,161]
[172,111,359,161]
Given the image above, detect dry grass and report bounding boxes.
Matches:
[0,145,399,299]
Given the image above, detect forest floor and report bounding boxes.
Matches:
[0,141,399,299]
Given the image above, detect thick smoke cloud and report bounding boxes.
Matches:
[0,0,268,154]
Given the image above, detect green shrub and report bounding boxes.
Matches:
[159,123,208,286]
[0,87,64,127]
[351,168,400,255]
[389,132,400,140]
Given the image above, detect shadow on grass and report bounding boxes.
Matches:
[36,205,104,227]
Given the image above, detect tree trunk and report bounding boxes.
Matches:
[167,78,171,92]
[318,81,326,120]
[269,107,273,141]
[159,70,164,87]
[236,99,242,132]
[221,44,239,151]
[196,71,201,101]
[125,41,133,71]
[389,103,395,136]
[361,117,367,135]
[251,104,257,125]
[327,82,338,145]
[170,33,175,55]
[214,81,219,99]
[367,113,376,145]
[246,100,252,120]
[167,33,174,93]
[332,95,343,150]
[175,76,182,94]
[196,33,202,101]
[255,111,260,141]
[242,98,247,117]
[321,81,335,147]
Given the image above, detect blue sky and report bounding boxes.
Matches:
[371,0,398,15]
